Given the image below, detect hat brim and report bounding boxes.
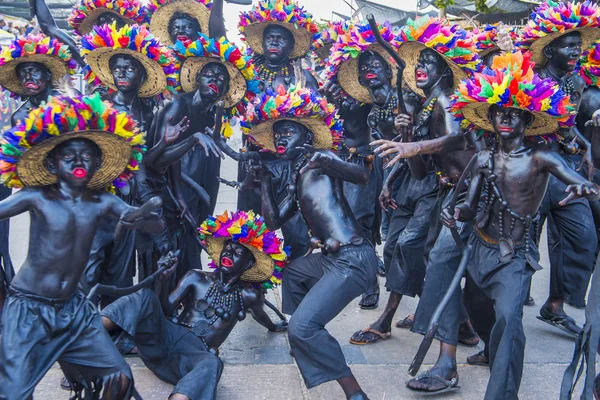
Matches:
[248,117,333,152]
[244,21,312,60]
[398,41,468,98]
[529,27,600,68]
[17,130,133,189]
[78,9,136,36]
[87,47,167,98]
[461,103,560,136]
[180,57,247,107]
[337,44,398,104]
[0,54,70,96]
[149,0,210,46]
[206,236,274,283]
[314,44,333,61]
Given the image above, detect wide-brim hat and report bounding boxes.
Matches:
[337,44,398,104]
[398,41,467,98]
[529,27,600,68]
[78,8,137,36]
[249,117,333,153]
[243,21,312,60]
[206,236,274,282]
[86,47,167,98]
[461,103,560,136]
[314,44,332,61]
[17,130,132,189]
[180,57,247,107]
[0,54,70,96]
[149,0,210,46]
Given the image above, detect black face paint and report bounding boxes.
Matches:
[358,51,391,89]
[17,62,51,97]
[47,138,101,188]
[169,13,201,45]
[415,48,450,91]
[219,240,255,277]
[196,62,230,101]
[109,55,146,94]
[490,105,533,140]
[262,25,295,65]
[545,31,582,73]
[273,120,310,160]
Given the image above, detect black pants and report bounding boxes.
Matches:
[0,287,134,400]
[282,243,377,388]
[102,288,223,400]
[384,172,438,296]
[412,219,474,346]
[539,172,596,307]
[464,232,538,400]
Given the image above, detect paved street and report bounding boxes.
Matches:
[9,134,594,399]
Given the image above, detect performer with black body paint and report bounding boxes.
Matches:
[0,95,164,399]
[241,87,375,399]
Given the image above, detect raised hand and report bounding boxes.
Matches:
[559,183,600,206]
[194,132,225,159]
[165,116,189,145]
[299,152,331,174]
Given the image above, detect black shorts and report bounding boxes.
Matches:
[0,287,134,400]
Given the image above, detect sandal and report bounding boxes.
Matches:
[395,315,413,329]
[537,306,582,338]
[406,370,459,394]
[467,350,489,366]
[377,258,386,277]
[349,326,391,345]
[358,286,380,310]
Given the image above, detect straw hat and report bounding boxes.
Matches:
[238,0,318,60]
[81,23,179,98]
[311,20,349,62]
[174,34,258,108]
[0,94,145,190]
[450,52,576,137]
[241,86,343,153]
[148,0,211,46]
[579,39,600,87]
[68,0,145,37]
[199,210,288,288]
[517,1,600,68]
[396,17,481,98]
[0,35,78,97]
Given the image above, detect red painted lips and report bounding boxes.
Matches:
[221,257,233,267]
[73,168,88,179]
[276,146,286,154]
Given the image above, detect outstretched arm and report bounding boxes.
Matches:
[299,150,370,185]
[208,0,227,39]
[0,188,32,221]
[258,166,297,230]
[29,0,85,68]
[246,290,287,332]
[105,194,165,234]
[209,102,260,162]
[158,268,193,316]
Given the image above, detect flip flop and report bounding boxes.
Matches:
[377,258,386,277]
[467,350,489,366]
[406,371,460,394]
[395,315,413,329]
[349,327,391,345]
[537,306,581,338]
[358,289,380,310]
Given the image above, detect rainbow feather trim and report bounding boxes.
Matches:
[0,93,145,190]
[475,23,500,53]
[517,1,600,51]
[238,0,318,40]
[81,23,180,96]
[68,0,147,37]
[311,20,351,58]
[0,34,78,88]
[450,51,576,130]
[397,17,481,75]
[241,85,344,150]
[173,33,260,138]
[579,39,600,87]
[325,21,401,82]
[199,210,289,290]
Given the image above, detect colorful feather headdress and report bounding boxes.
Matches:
[580,39,600,87]
[81,23,179,98]
[241,85,343,152]
[450,51,575,136]
[325,21,401,104]
[311,20,352,62]
[68,0,147,37]
[145,0,212,46]
[238,0,318,59]
[517,1,600,67]
[0,93,145,190]
[396,17,481,96]
[199,210,289,289]
[0,34,78,97]
[173,34,259,138]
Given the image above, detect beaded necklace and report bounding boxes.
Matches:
[256,61,292,89]
[367,91,398,129]
[189,281,246,339]
[479,141,540,263]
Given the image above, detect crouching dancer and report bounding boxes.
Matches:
[242,86,377,399]
[446,52,600,399]
[100,210,289,400]
[0,94,164,399]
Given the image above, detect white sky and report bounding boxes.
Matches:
[221,0,419,44]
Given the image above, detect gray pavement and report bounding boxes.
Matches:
[7,134,595,399]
